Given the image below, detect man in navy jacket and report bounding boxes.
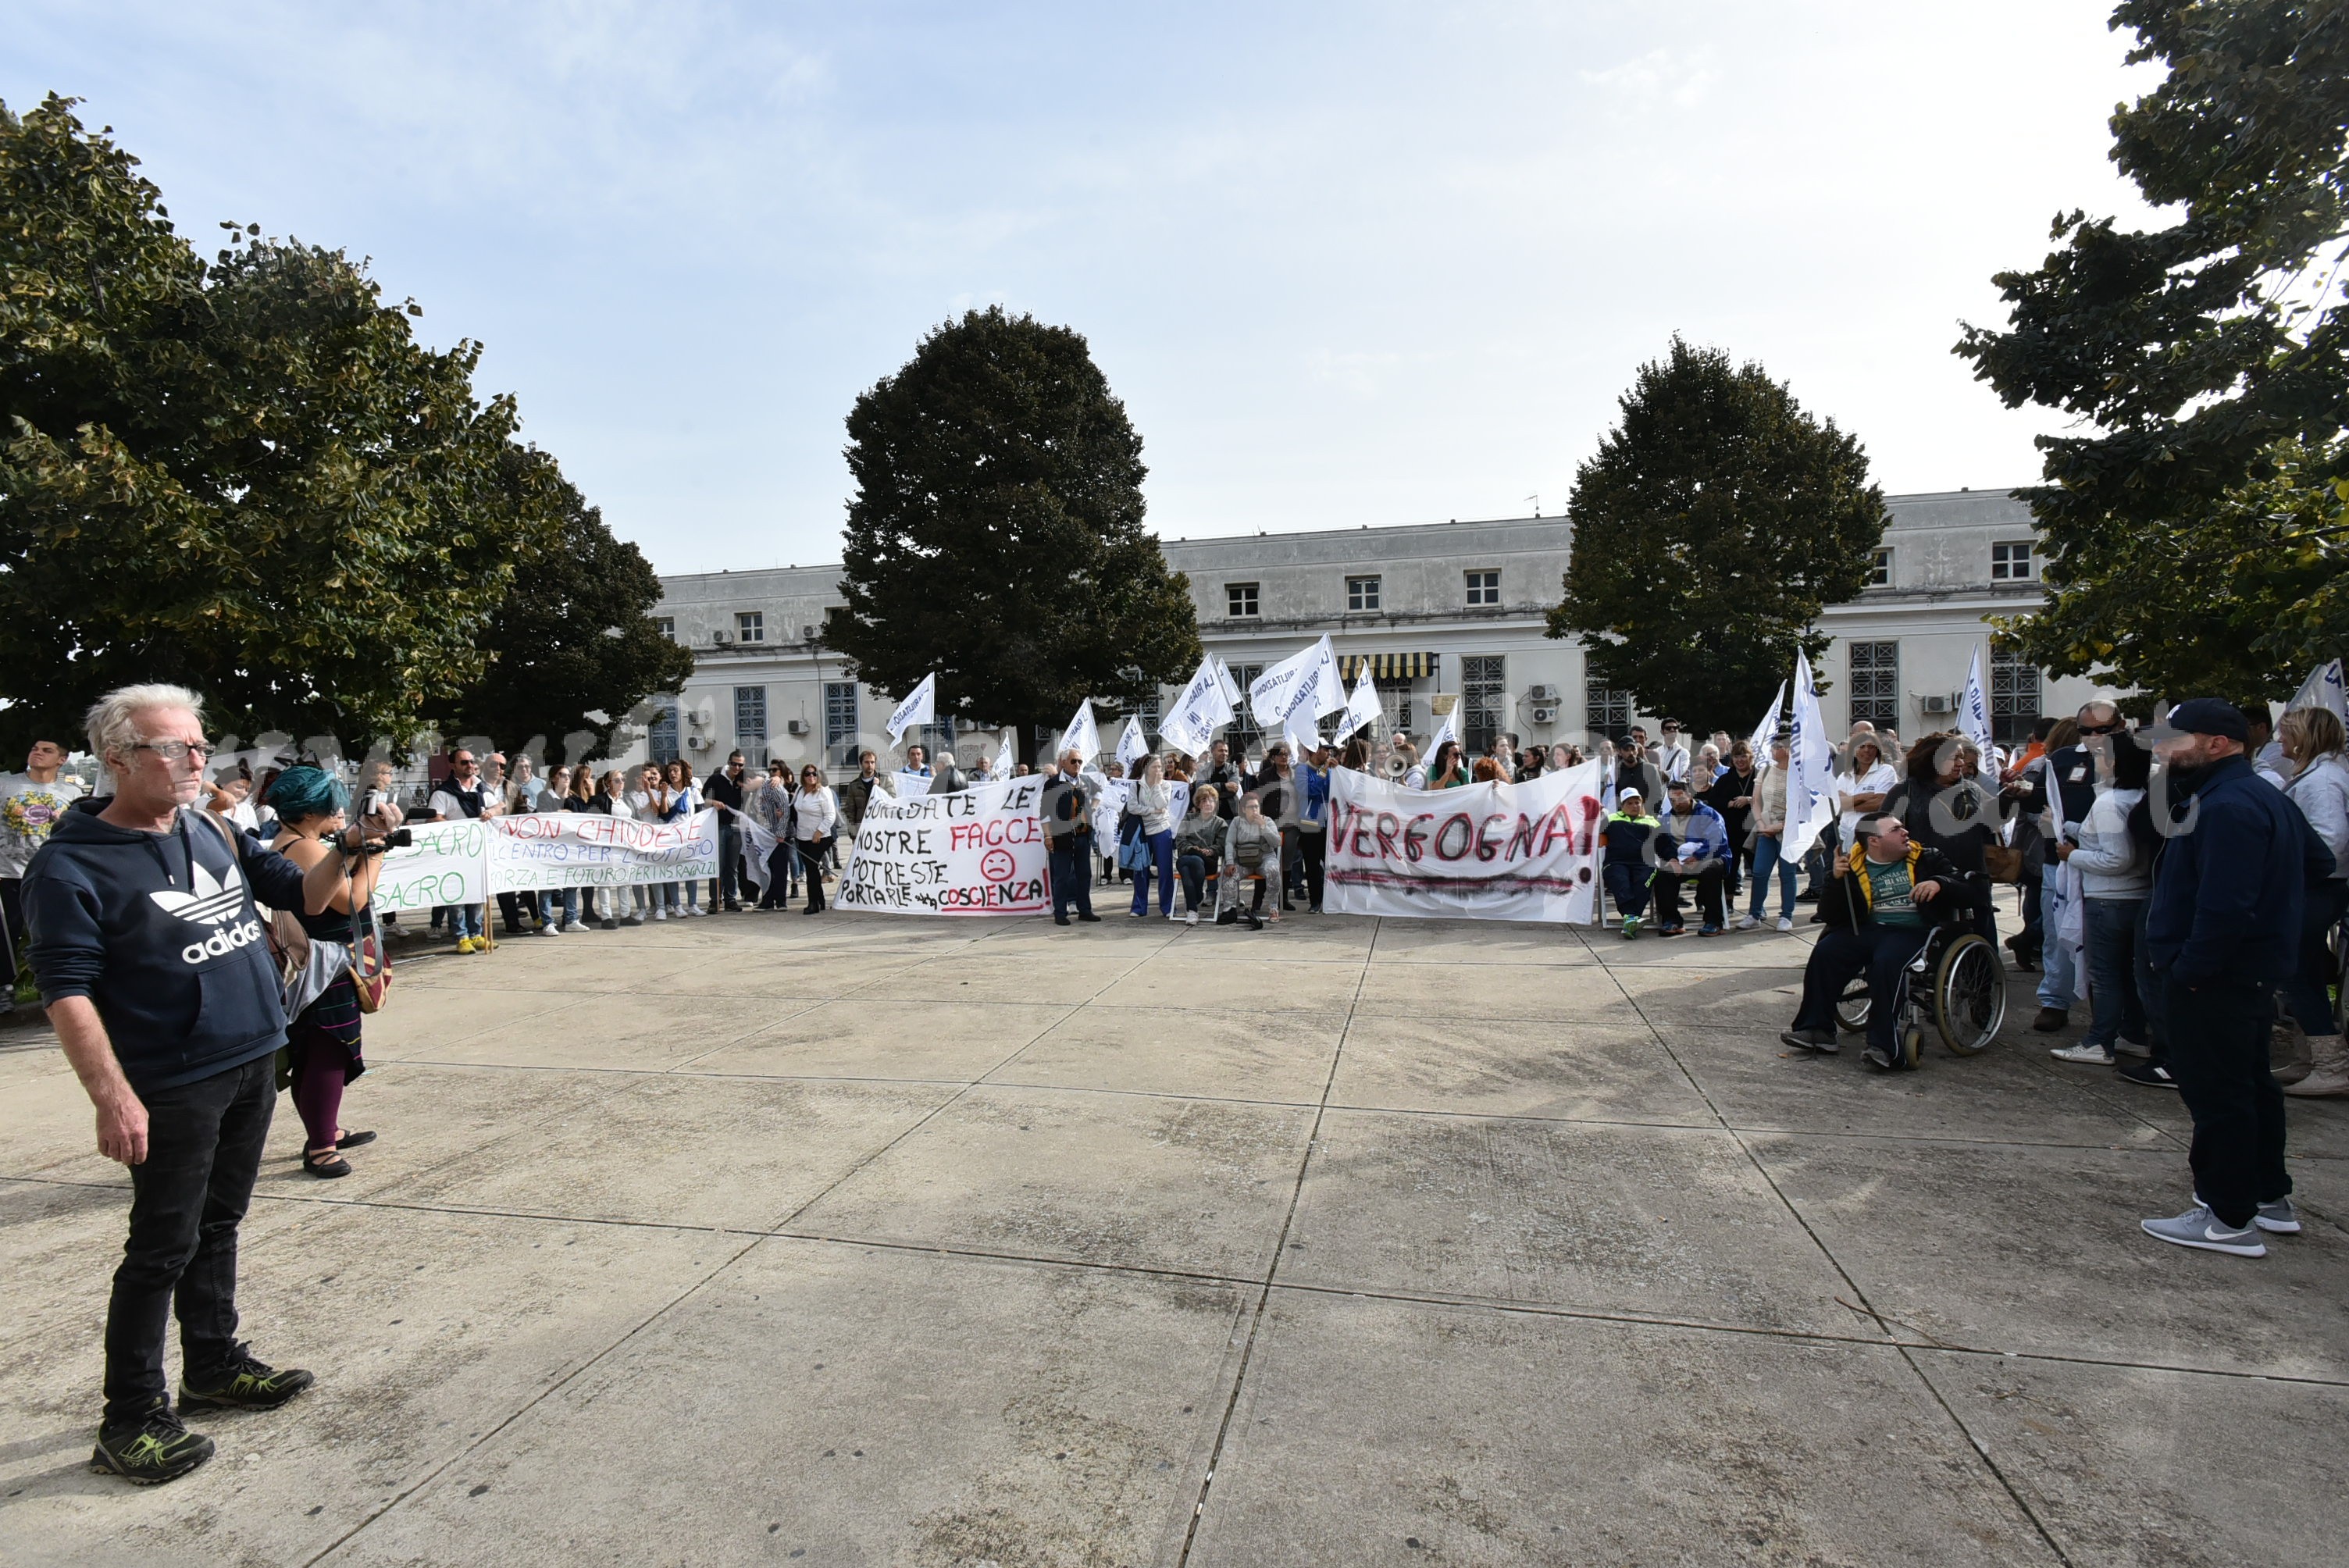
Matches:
[2138,699,2324,1258]
[27,685,376,1483]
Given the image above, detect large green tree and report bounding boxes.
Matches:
[1955,1,2349,705]
[441,446,695,761]
[824,306,1199,757]
[1546,337,1887,727]
[0,94,583,751]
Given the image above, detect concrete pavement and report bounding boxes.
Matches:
[2,905,2343,1566]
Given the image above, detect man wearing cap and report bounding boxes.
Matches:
[2138,698,2326,1256]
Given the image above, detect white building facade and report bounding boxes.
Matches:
[641,488,2120,775]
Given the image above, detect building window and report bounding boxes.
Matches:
[1586,678,1632,739]
[733,686,768,766]
[1226,583,1259,618]
[1990,540,2037,581]
[1462,655,1506,757]
[823,681,859,760]
[1990,648,2042,748]
[647,698,680,763]
[1226,664,1264,754]
[1866,548,1891,587]
[735,611,765,643]
[1848,640,1899,731]
[1132,692,1162,745]
[654,615,675,639]
[1346,575,1381,611]
[1465,569,1500,607]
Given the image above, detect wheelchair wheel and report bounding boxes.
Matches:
[1834,975,1870,1034]
[1902,1022,1926,1070]
[1933,932,2006,1056]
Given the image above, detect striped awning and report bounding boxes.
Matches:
[1338,651,1437,682]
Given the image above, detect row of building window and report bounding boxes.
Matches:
[648,643,2048,766]
[1864,540,2038,589]
[663,547,2038,650]
[1226,570,1502,618]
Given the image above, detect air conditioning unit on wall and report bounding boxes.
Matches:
[1917,693,1955,716]
[786,718,810,736]
[1530,704,1559,724]
[1524,684,1560,704]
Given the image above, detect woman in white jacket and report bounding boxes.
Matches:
[2051,738,2152,1067]
[2272,707,2349,1095]
[790,764,838,915]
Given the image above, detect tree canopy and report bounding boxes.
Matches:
[1546,337,1887,728]
[440,447,694,761]
[824,306,1199,757]
[1955,1,2349,704]
[0,94,673,755]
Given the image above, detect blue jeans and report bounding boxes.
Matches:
[450,903,483,939]
[1178,850,1217,914]
[2037,875,2076,1010]
[1748,833,1798,921]
[2080,896,2148,1048]
[1129,829,1174,915]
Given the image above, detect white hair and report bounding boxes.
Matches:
[85,683,205,770]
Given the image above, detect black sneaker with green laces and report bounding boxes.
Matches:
[180,1347,315,1412]
[91,1399,215,1484]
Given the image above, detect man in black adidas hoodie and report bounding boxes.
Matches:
[26,685,375,1484]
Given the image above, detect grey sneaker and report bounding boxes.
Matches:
[2114,1037,2152,1060]
[2141,1204,2265,1257]
[1779,1028,1839,1055]
[2051,1042,2116,1065]
[1733,914,1759,931]
[2198,1192,2300,1235]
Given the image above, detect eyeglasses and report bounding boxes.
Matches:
[133,740,215,762]
[2076,722,2123,736]
[451,757,478,767]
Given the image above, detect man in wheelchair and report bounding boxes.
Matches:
[1780,811,1969,1070]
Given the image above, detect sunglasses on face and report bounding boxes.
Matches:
[2077,722,2123,736]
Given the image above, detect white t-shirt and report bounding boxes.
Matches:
[1835,762,1899,841]
[0,772,87,878]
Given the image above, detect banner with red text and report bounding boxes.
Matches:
[835,775,1050,916]
[487,807,720,893]
[1326,762,1603,922]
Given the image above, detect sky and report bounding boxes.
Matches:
[9,2,2162,575]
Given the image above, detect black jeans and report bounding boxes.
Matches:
[760,843,796,908]
[1603,862,1650,920]
[1792,923,1933,1057]
[798,840,827,911]
[105,1053,276,1424]
[1050,838,1094,920]
[1652,863,1727,929]
[1178,850,1216,914]
[2165,975,2290,1228]
[1296,830,1327,911]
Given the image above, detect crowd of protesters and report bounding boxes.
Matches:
[5,677,2347,1487]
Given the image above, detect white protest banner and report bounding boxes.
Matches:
[1784,650,1836,861]
[1214,656,1243,705]
[1087,772,1130,843]
[1115,715,1150,771]
[370,817,491,914]
[1336,666,1382,743]
[732,807,779,895]
[2288,658,2347,721]
[996,730,1018,780]
[834,775,1050,916]
[1057,700,1101,764]
[1161,654,1235,757]
[885,673,937,746]
[1424,709,1459,762]
[895,770,936,800]
[487,807,719,895]
[1326,761,1604,922]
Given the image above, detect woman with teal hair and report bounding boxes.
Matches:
[263,766,384,1178]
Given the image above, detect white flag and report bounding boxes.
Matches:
[1958,647,1999,782]
[1783,650,1837,861]
[1424,709,1459,763]
[1249,636,1346,731]
[1115,715,1149,771]
[1057,700,1101,765]
[1746,680,1784,763]
[2288,658,2347,721]
[1336,666,1382,743]
[1160,654,1233,757]
[1283,709,1322,761]
[996,730,1018,779]
[1213,656,1243,704]
[884,674,937,746]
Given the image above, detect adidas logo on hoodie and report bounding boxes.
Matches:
[148,854,266,964]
